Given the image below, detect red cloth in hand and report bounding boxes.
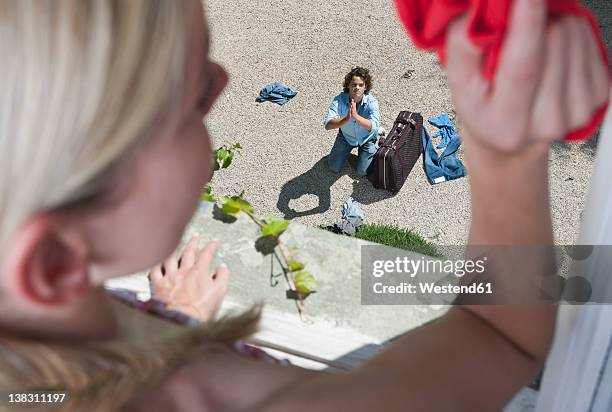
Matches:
[394,0,610,142]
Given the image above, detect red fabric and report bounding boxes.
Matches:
[395,0,610,142]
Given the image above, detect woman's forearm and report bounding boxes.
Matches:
[253,308,544,412]
[460,137,557,380]
[465,140,553,245]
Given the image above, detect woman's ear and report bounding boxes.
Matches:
[1,214,91,308]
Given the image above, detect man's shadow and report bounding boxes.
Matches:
[277,155,393,219]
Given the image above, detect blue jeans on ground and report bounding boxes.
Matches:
[328,131,378,176]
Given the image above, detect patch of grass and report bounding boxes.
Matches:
[355,224,441,257]
[320,223,441,258]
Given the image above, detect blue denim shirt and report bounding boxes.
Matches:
[323,92,380,146]
[422,127,466,184]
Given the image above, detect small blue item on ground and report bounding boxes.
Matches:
[339,197,364,235]
[428,113,457,149]
[422,127,466,185]
[255,81,297,105]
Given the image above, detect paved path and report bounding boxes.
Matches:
[203,0,610,245]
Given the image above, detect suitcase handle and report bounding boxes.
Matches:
[395,112,417,126]
[395,118,416,127]
[383,121,417,149]
[382,112,421,150]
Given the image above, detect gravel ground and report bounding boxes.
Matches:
[204,0,611,246]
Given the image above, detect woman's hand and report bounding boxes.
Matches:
[148,235,229,322]
[446,0,610,154]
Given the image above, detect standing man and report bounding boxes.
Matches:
[324,67,380,176]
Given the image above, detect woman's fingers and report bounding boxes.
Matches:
[149,264,164,286]
[180,235,200,268]
[196,240,220,275]
[163,251,179,276]
[529,18,568,141]
[580,19,600,107]
[582,20,611,108]
[446,15,487,105]
[148,238,231,322]
[493,0,547,120]
[565,17,596,132]
[208,263,230,318]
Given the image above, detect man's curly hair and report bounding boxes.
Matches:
[343,67,373,94]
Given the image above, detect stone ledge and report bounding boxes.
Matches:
[106,202,446,356]
[105,202,536,409]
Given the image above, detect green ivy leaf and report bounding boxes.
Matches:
[201,185,216,202]
[262,215,289,237]
[294,272,319,295]
[232,195,253,213]
[222,151,234,168]
[287,260,305,272]
[215,148,228,170]
[212,143,241,173]
[220,195,254,215]
[220,197,241,215]
[216,147,229,162]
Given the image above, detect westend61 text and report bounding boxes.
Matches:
[373,282,493,295]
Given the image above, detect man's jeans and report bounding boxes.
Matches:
[328,131,378,176]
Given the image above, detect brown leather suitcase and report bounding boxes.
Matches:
[367,111,423,192]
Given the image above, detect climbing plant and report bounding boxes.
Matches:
[202,143,319,321]
[202,142,242,202]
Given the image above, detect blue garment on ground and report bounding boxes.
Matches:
[422,127,466,185]
[255,82,297,105]
[339,197,364,235]
[428,114,457,149]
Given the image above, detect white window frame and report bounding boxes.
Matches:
[536,97,612,412]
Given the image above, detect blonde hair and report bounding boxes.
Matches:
[0,1,260,409]
[0,306,261,411]
[0,0,188,251]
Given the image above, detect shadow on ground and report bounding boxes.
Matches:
[277,155,394,219]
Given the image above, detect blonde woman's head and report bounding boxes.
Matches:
[0,0,228,311]
[0,3,260,410]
